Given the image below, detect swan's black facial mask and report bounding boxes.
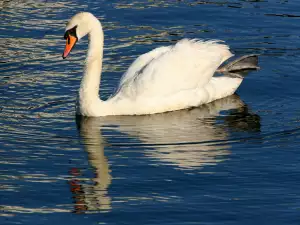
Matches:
[62,26,78,59]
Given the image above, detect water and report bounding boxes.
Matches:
[1,0,300,224]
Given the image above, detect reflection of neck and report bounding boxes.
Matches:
[78,21,105,114]
[80,118,112,211]
[87,136,111,211]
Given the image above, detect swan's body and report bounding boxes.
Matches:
[63,12,256,117]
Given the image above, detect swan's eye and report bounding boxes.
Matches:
[69,26,78,37]
[64,25,78,40]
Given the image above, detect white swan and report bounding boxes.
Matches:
[63,12,258,117]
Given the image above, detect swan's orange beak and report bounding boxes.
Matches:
[62,35,77,59]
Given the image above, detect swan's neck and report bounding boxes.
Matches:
[78,21,107,116]
[80,23,103,101]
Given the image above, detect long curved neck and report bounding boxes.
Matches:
[79,20,104,103]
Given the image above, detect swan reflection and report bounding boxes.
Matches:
[70,119,112,213]
[73,94,260,213]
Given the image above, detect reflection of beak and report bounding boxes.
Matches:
[62,35,77,59]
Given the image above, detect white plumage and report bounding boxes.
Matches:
[63,12,246,117]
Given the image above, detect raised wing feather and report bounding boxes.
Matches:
[116,39,233,99]
[118,46,171,87]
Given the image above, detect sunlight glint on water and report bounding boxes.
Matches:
[1,0,300,225]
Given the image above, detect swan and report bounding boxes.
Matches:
[62,12,259,117]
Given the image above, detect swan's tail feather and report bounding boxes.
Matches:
[217,54,260,74]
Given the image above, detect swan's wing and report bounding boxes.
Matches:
[116,39,233,99]
[118,46,172,87]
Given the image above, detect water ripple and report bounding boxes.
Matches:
[1,0,300,224]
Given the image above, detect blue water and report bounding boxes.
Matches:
[1,0,300,224]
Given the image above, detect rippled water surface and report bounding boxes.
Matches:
[1,0,300,224]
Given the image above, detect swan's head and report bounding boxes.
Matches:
[62,12,99,59]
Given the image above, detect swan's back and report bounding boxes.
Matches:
[115,39,233,100]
